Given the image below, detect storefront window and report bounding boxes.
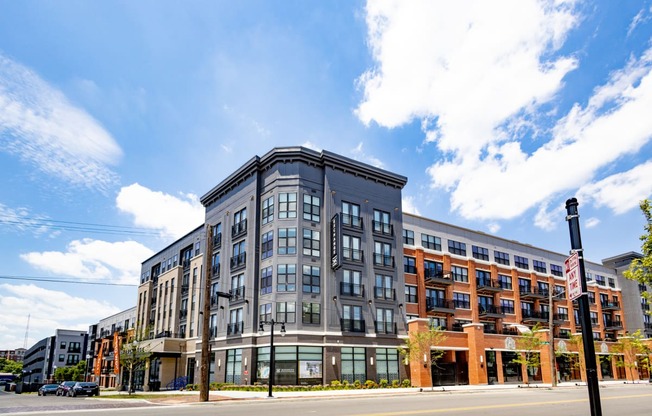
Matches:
[341,347,366,384]
[375,348,399,383]
[226,349,242,384]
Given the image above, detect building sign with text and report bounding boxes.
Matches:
[331,214,342,270]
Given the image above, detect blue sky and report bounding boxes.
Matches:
[1,0,651,349]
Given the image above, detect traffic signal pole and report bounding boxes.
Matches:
[565,198,602,416]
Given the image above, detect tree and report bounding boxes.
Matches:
[612,330,651,383]
[512,323,544,384]
[624,199,652,307]
[0,358,22,375]
[119,337,152,394]
[53,361,86,382]
[398,325,447,369]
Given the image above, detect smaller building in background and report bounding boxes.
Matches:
[22,329,88,384]
[0,348,26,362]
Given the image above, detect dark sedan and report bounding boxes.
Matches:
[38,384,59,396]
[69,382,100,397]
[56,381,76,396]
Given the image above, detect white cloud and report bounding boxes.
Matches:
[585,217,600,228]
[402,196,421,216]
[356,1,652,227]
[0,284,120,349]
[20,238,153,285]
[0,54,122,191]
[350,141,385,169]
[487,222,501,234]
[116,183,205,239]
[0,203,55,237]
[627,6,652,37]
[301,141,322,152]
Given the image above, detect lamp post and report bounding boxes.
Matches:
[84,354,91,382]
[258,319,286,398]
[548,287,565,387]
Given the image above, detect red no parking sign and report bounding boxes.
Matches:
[565,252,581,301]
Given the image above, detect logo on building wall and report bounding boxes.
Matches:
[330,214,342,270]
[600,342,609,354]
[505,337,516,350]
[557,340,568,353]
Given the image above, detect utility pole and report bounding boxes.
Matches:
[200,224,213,402]
[548,287,556,387]
[565,198,602,416]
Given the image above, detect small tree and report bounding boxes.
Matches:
[0,358,22,375]
[624,199,652,307]
[119,337,152,394]
[512,323,544,384]
[612,330,650,383]
[53,361,86,382]
[398,325,447,369]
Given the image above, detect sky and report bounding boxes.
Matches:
[1,0,652,350]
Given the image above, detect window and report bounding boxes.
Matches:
[501,299,515,314]
[448,240,466,256]
[342,202,362,228]
[557,307,569,321]
[554,285,566,298]
[595,274,606,286]
[405,285,418,303]
[213,224,223,247]
[521,302,533,316]
[302,265,320,293]
[588,291,596,304]
[342,269,363,296]
[376,348,399,383]
[276,302,296,323]
[303,194,321,222]
[472,245,489,261]
[375,274,394,300]
[374,241,393,267]
[402,229,414,245]
[608,278,615,288]
[58,354,65,362]
[277,264,296,292]
[231,240,246,269]
[373,210,392,235]
[453,292,470,309]
[261,231,274,260]
[451,266,468,282]
[494,250,510,265]
[533,260,547,273]
[66,355,80,365]
[262,196,274,224]
[376,308,394,334]
[60,342,66,349]
[429,317,447,330]
[421,234,441,251]
[277,228,297,255]
[341,347,366,384]
[278,192,297,219]
[226,349,242,384]
[230,274,245,300]
[518,278,531,293]
[424,260,443,279]
[550,264,563,277]
[302,302,320,324]
[260,266,272,295]
[403,256,416,274]
[476,269,491,286]
[426,288,445,309]
[259,303,272,323]
[343,305,364,332]
[514,255,529,269]
[590,311,598,325]
[302,229,320,257]
[498,274,512,290]
[343,235,362,261]
[537,281,549,296]
[232,208,247,236]
[478,295,494,310]
[228,308,243,335]
[68,342,81,353]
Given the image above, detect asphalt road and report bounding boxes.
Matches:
[2,384,651,416]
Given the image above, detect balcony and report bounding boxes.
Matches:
[154,331,182,339]
[604,320,623,331]
[424,269,453,286]
[342,214,363,230]
[212,233,222,249]
[342,248,364,263]
[151,297,157,306]
[230,252,246,270]
[478,305,505,319]
[501,326,520,336]
[179,309,188,320]
[476,278,503,294]
[182,259,191,270]
[227,321,244,335]
[601,301,621,311]
[209,326,218,338]
[340,282,365,297]
[521,310,549,323]
[211,264,221,278]
[231,220,247,238]
[519,287,548,300]
[554,313,569,324]
[374,321,397,335]
[181,285,189,296]
[426,298,455,315]
[374,286,396,301]
[372,221,393,236]
[341,318,366,333]
[373,254,395,268]
[229,286,245,302]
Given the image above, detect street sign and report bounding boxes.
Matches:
[565,252,581,301]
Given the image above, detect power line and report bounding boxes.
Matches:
[0,275,137,287]
[0,217,163,237]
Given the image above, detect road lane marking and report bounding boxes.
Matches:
[354,393,652,415]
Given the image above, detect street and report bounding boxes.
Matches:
[1,384,651,416]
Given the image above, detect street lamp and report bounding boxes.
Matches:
[548,286,566,387]
[85,354,91,382]
[258,319,286,398]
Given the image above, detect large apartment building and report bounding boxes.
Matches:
[21,329,88,384]
[127,146,647,390]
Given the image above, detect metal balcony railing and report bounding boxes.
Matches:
[227,321,244,335]
[340,282,365,297]
[340,318,366,333]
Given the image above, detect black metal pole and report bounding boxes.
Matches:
[565,198,602,416]
[268,320,275,398]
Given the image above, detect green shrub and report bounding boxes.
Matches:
[391,379,400,388]
[379,379,388,388]
[364,380,377,389]
[330,380,342,387]
[353,380,362,389]
[401,379,411,387]
[342,380,350,388]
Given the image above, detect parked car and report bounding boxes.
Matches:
[38,384,59,396]
[69,382,100,397]
[56,381,76,396]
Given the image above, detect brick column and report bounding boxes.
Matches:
[537,329,553,384]
[464,323,487,385]
[407,319,432,387]
[415,248,427,318]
